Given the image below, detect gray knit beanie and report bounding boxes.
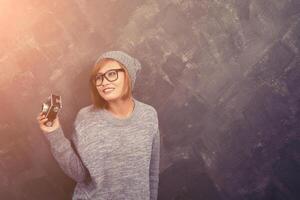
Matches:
[94,50,141,90]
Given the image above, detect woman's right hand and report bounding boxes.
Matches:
[36,112,61,134]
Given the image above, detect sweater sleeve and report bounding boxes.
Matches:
[149,127,160,200]
[44,126,89,183]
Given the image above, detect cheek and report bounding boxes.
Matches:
[116,74,126,87]
[96,87,102,95]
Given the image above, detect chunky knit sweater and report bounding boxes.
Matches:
[44,98,160,200]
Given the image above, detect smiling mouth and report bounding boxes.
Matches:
[103,88,115,93]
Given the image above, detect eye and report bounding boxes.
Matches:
[107,71,117,77]
[95,75,101,80]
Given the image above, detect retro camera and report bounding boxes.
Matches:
[41,94,62,127]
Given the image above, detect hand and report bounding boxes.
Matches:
[36,112,61,134]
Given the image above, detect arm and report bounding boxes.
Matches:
[149,127,160,200]
[44,126,89,183]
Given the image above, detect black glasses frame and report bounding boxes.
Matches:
[94,68,125,86]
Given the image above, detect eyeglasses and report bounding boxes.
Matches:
[94,68,125,86]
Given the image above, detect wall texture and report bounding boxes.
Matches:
[0,0,299,199]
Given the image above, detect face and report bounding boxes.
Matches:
[95,60,126,102]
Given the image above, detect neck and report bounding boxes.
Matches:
[106,97,135,118]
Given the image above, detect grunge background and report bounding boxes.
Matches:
[0,0,299,199]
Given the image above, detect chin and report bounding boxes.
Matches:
[102,93,122,102]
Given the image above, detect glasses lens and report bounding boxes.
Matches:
[106,70,118,81]
[95,75,102,86]
[95,70,119,86]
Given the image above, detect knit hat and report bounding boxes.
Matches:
[94,50,142,90]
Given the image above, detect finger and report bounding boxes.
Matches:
[37,115,45,120]
[37,112,44,117]
[39,119,48,124]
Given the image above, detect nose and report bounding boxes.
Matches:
[101,75,111,87]
[102,75,108,83]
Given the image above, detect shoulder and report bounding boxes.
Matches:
[136,100,160,136]
[136,99,157,113]
[136,99,158,123]
[78,104,95,115]
[74,104,95,127]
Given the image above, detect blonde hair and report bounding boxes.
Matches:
[89,58,132,109]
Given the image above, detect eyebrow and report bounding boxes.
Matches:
[97,68,121,75]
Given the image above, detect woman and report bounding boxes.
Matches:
[36,51,160,200]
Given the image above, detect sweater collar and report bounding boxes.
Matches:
[100,97,139,126]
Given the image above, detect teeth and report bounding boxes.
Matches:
[104,88,114,93]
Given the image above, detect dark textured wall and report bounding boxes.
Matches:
[0,0,299,199]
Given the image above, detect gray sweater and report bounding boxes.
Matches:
[44,98,160,200]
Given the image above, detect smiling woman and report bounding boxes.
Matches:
[89,57,132,111]
[37,50,160,200]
